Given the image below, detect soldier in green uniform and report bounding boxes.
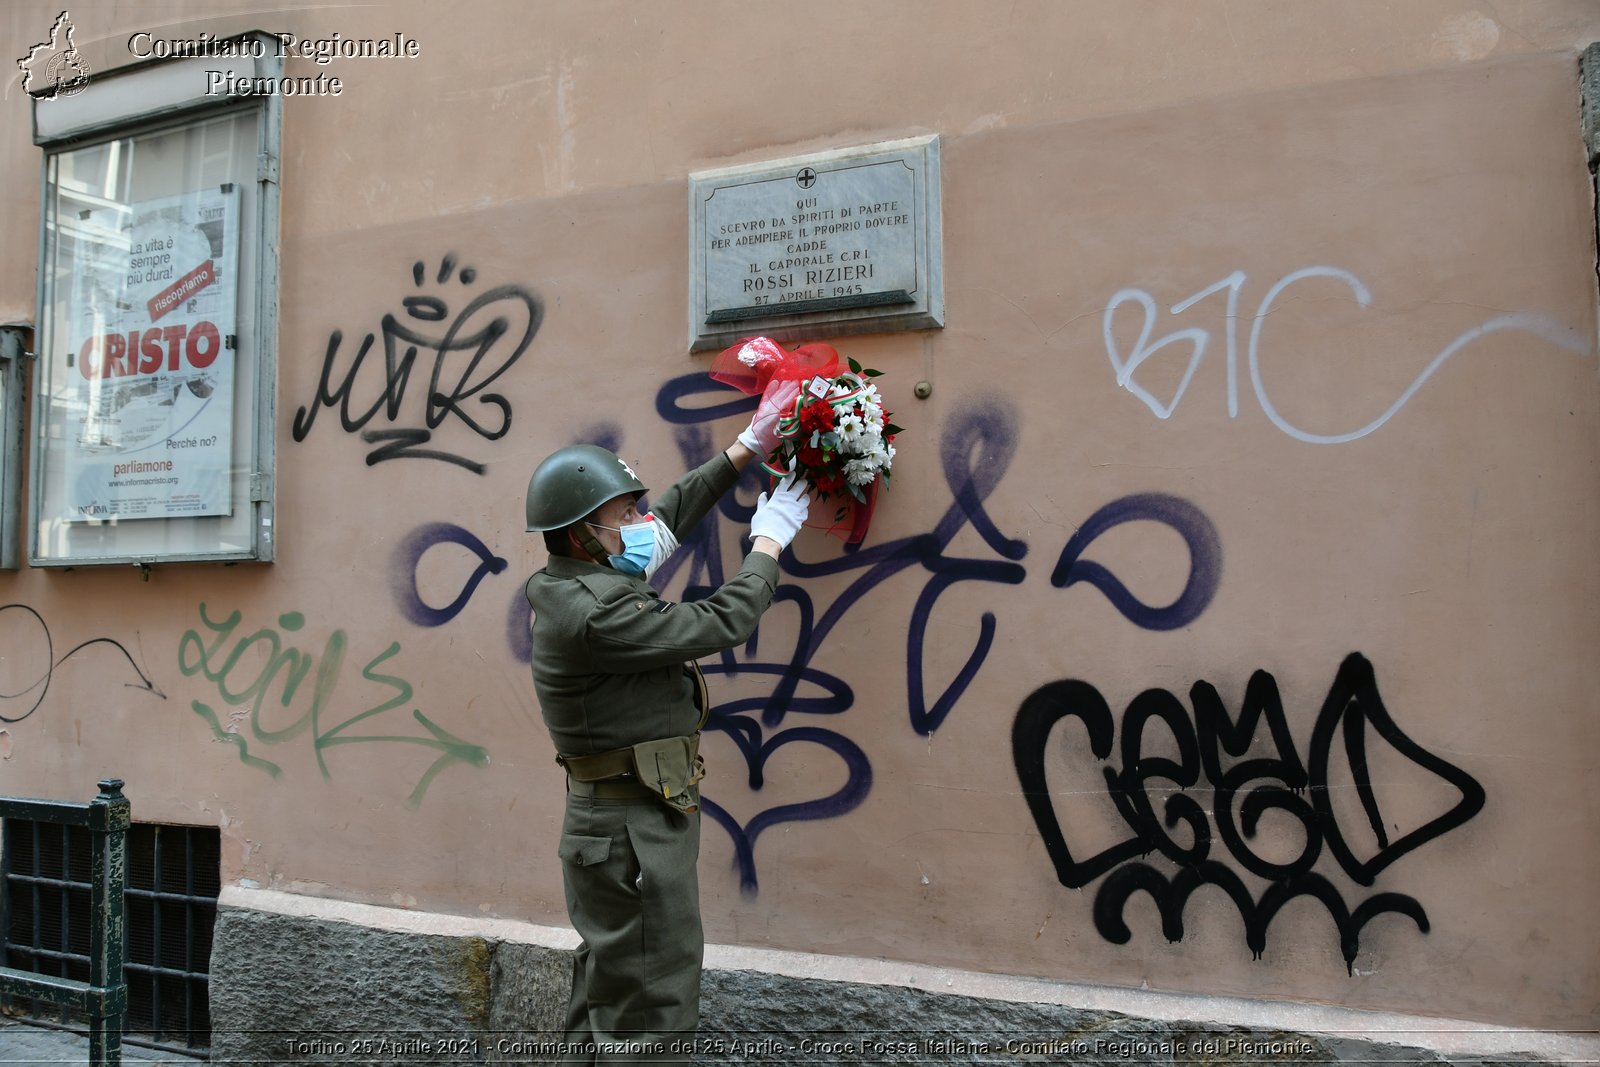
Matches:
[524,409,808,1066]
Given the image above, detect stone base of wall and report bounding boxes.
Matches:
[208,890,1585,1066]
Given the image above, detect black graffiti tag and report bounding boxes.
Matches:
[0,603,166,723]
[1012,652,1485,970]
[292,256,542,474]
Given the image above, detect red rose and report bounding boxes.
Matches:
[797,444,825,469]
[816,470,846,494]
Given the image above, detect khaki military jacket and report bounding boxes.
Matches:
[525,453,780,757]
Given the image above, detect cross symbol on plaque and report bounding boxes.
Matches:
[796,167,817,189]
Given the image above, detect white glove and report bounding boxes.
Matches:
[737,380,802,456]
[749,474,811,548]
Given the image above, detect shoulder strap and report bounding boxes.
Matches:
[687,660,711,731]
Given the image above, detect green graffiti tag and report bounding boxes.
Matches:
[178,603,488,806]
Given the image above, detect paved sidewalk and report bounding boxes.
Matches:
[0,1019,196,1065]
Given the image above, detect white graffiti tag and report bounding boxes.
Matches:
[1104,267,1591,444]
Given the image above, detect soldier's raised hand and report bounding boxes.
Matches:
[749,474,811,549]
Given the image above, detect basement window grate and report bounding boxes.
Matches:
[1,821,218,1054]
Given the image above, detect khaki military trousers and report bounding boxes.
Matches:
[558,787,702,1066]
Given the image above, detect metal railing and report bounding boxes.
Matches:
[0,778,129,1067]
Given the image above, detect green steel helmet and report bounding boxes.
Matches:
[525,444,648,532]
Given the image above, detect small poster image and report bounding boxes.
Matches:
[60,186,239,522]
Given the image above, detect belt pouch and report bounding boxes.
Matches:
[630,735,704,814]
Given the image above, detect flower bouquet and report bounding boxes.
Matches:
[710,336,903,544]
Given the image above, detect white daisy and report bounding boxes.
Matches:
[845,458,878,485]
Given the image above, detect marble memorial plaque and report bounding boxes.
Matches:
[688,136,942,350]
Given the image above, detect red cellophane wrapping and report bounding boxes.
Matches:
[709,335,839,421]
[710,336,881,544]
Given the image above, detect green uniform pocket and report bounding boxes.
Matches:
[557,832,612,867]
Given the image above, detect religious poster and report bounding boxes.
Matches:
[59,185,238,521]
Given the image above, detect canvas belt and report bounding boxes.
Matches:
[559,732,701,779]
[558,746,637,782]
[565,777,661,800]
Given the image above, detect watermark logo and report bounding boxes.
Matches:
[17,11,92,99]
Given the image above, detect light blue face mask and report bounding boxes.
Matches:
[587,515,680,579]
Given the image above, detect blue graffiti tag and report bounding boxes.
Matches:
[1052,493,1222,631]
[647,372,1220,892]
[391,522,509,628]
[387,374,1223,893]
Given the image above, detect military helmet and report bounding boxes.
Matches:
[525,444,648,532]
